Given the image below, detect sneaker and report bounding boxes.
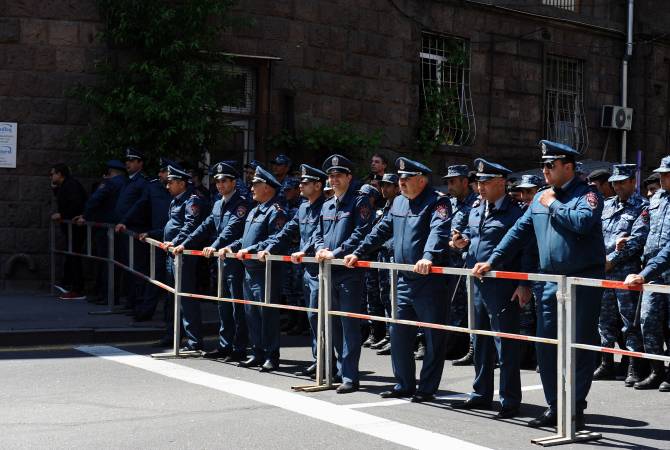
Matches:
[59,291,87,300]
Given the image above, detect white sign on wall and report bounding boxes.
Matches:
[0,122,17,169]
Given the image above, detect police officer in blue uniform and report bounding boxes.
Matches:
[174,161,250,361]
[258,164,328,376]
[75,160,128,303]
[124,158,174,322]
[624,155,670,391]
[473,141,605,429]
[114,148,150,311]
[314,154,374,393]
[222,165,287,372]
[594,164,649,383]
[345,157,452,402]
[451,159,534,419]
[443,164,479,364]
[162,165,207,352]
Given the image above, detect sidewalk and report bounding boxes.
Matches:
[0,291,220,347]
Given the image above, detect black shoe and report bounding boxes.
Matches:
[221,352,246,363]
[528,408,557,428]
[336,381,359,394]
[203,348,231,359]
[376,342,391,355]
[380,389,412,399]
[414,343,426,360]
[363,334,378,348]
[179,346,203,353]
[452,342,474,366]
[592,354,616,380]
[495,406,520,419]
[260,360,278,372]
[296,362,317,376]
[370,337,389,350]
[451,397,492,410]
[238,356,261,368]
[660,368,670,392]
[410,392,435,403]
[634,361,665,390]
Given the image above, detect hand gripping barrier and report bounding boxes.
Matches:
[49,219,670,446]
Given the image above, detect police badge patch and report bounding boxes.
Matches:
[478,161,484,172]
[301,166,307,176]
[189,202,200,216]
[236,205,247,218]
[641,208,650,224]
[435,202,448,220]
[359,205,371,220]
[586,191,599,209]
[399,159,405,170]
[332,156,339,167]
[541,142,547,155]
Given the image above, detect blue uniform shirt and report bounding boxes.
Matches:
[181,190,249,251]
[353,186,452,269]
[163,186,207,245]
[642,190,670,261]
[83,174,128,223]
[488,177,605,275]
[601,193,649,269]
[265,195,326,256]
[229,195,287,270]
[115,172,148,224]
[313,183,374,261]
[123,179,172,239]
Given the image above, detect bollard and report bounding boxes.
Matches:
[50,221,56,295]
[323,260,334,388]
[107,227,115,308]
[264,258,272,304]
[173,252,183,357]
[390,269,398,320]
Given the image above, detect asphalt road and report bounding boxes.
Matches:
[1,336,668,449]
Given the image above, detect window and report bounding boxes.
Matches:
[219,66,257,115]
[542,0,577,12]
[544,55,588,153]
[419,32,476,147]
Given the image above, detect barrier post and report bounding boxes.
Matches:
[67,222,73,254]
[86,224,92,257]
[315,261,326,386]
[390,269,398,320]
[128,233,134,271]
[466,275,476,330]
[149,243,156,280]
[106,227,115,308]
[49,220,56,295]
[172,252,183,357]
[264,258,272,304]
[323,260,334,388]
[217,257,224,298]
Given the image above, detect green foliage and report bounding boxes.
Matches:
[268,123,383,177]
[71,0,243,172]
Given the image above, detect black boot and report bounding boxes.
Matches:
[593,353,616,380]
[634,361,665,390]
[624,358,646,387]
[452,339,474,366]
[659,366,670,392]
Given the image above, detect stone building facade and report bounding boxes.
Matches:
[1,0,669,285]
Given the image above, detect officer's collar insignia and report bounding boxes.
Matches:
[478,161,484,172]
[399,159,405,170]
[332,156,339,166]
[541,143,547,155]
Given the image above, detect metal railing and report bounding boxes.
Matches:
[49,219,670,446]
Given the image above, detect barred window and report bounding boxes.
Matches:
[542,0,577,11]
[419,32,476,147]
[219,66,257,115]
[544,55,588,153]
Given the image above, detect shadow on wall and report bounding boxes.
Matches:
[1,253,43,293]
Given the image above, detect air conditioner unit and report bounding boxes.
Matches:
[601,105,633,131]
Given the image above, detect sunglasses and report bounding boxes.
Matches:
[542,161,556,170]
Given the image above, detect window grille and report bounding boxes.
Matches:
[218,65,257,115]
[542,0,577,12]
[544,55,588,153]
[420,32,476,147]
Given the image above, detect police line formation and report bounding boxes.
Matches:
[51,140,670,432]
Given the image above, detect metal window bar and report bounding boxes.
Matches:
[420,32,476,146]
[542,0,577,12]
[544,55,588,153]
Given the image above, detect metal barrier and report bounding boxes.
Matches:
[48,219,670,446]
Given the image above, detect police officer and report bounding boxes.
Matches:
[473,141,605,429]
[587,168,615,198]
[594,164,649,384]
[345,157,452,402]
[126,158,174,322]
[162,165,207,352]
[74,160,128,303]
[174,161,250,361]
[221,165,287,372]
[314,154,374,393]
[451,159,533,419]
[624,155,670,391]
[115,148,150,312]
[258,164,328,376]
[443,164,478,364]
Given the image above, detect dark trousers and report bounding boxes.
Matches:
[330,271,364,384]
[244,268,281,363]
[166,254,203,349]
[304,268,320,360]
[536,271,602,410]
[135,250,167,318]
[390,273,448,394]
[472,280,521,408]
[217,262,248,354]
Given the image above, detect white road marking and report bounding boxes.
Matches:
[76,345,491,450]
[344,385,545,409]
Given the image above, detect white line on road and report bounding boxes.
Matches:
[344,385,545,409]
[76,345,491,450]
